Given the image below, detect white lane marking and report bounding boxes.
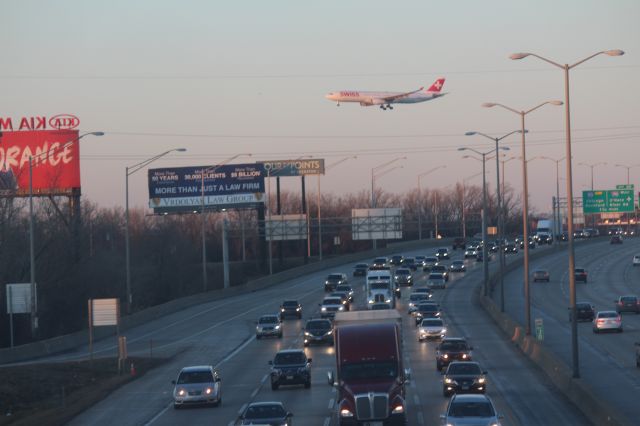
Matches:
[417,411,425,425]
[323,418,331,426]
[261,374,268,384]
[251,387,259,398]
[143,402,172,425]
[413,394,420,405]
[238,403,247,416]
[228,422,234,426]
[328,398,335,409]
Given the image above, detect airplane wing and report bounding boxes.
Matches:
[379,87,424,103]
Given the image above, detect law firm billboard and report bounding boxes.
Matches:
[148,163,265,213]
[0,129,81,197]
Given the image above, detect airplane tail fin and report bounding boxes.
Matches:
[425,78,445,93]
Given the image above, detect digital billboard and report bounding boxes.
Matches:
[148,163,266,213]
[0,129,81,197]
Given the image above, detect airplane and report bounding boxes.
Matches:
[325,78,447,110]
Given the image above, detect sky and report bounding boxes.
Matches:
[2,0,639,214]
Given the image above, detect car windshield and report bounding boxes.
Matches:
[370,282,390,290]
[452,261,464,266]
[324,298,342,305]
[373,258,386,264]
[410,294,428,301]
[419,305,438,312]
[396,270,410,275]
[421,319,443,327]
[306,320,331,331]
[177,370,213,384]
[282,301,298,307]
[259,316,278,324]
[449,401,495,418]
[575,269,585,273]
[327,274,342,280]
[336,285,351,292]
[274,351,306,365]
[432,266,445,271]
[440,341,469,351]
[245,404,286,419]
[426,258,438,262]
[576,303,591,309]
[341,361,398,380]
[428,274,444,280]
[447,363,481,375]
[355,264,368,268]
[599,312,617,318]
[414,288,430,294]
[371,303,390,310]
[621,297,637,303]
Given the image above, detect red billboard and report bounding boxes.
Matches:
[0,130,81,196]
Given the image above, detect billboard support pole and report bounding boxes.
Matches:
[28,156,37,337]
[8,286,14,348]
[277,177,283,266]
[301,176,308,264]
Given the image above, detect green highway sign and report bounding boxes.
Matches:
[616,184,634,190]
[583,189,635,213]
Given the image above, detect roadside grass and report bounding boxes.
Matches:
[0,357,166,426]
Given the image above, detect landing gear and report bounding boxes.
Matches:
[379,104,393,110]
[336,102,340,107]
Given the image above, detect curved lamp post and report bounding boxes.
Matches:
[509,48,623,378]
[482,100,562,336]
[125,148,187,314]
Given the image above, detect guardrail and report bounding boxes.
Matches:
[478,239,630,426]
[0,237,452,364]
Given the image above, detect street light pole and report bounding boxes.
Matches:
[200,153,251,292]
[418,166,446,240]
[483,100,563,336]
[465,130,521,311]
[459,146,510,297]
[125,148,186,314]
[510,48,623,378]
[29,131,104,335]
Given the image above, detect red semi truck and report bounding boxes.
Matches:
[328,310,409,426]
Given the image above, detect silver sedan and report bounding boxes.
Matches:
[593,311,623,333]
[418,318,447,341]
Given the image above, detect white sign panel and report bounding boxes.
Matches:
[6,283,34,314]
[266,214,308,241]
[351,208,403,240]
[91,298,119,326]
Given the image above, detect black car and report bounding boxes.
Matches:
[635,342,640,368]
[370,257,390,270]
[610,235,623,244]
[390,255,404,266]
[402,257,418,271]
[436,248,450,260]
[504,243,518,254]
[303,318,334,346]
[436,337,473,371]
[537,234,553,245]
[430,264,449,281]
[452,237,466,250]
[330,291,351,310]
[569,302,595,322]
[353,263,369,276]
[414,303,442,325]
[269,349,312,390]
[335,284,354,302]
[395,268,413,287]
[574,268,588,283]
[324,273,347,292]
[442,361,488,397]
[279,300,302,320]
[238,402,293,426]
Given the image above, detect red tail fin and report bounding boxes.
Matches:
[426,78,445,93]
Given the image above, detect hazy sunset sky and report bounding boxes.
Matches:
[2,0,638,214]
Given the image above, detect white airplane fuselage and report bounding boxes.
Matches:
[325,90,442,105]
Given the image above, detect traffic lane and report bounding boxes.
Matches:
[443,254,592,425]
[502,239,640,423]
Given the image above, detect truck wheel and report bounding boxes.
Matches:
[304,380,311,388]
[271,382,279,390]
[436,362,442,371]
[256,335,261,340]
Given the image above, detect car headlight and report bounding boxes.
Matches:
[304,331,311,336]
[338,306,345,311]
[296,307,301,311]
[477,377,485,384]
[462,353,468,359]
[340,408,354,418]
[325,281,329,285]
[256,326,262,331]
[392,404,404,413]
[177,388,186,396]
[274,325,281,330]
[385,299,391,303]
[441,328,447,333]
[368,300,374,304]
[326,330,333,335]
[205,387,213,395]
[443,354,448,359]
[280,308,285,312]
[444,378,453,384]
[321,307,327,311]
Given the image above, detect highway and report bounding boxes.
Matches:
[64,244,591,426]
[499,236,640,423]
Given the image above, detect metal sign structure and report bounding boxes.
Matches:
[148,163,265,213]
[583,188,635,214]
[258,159,325,176]
[265,214,308,241]
[351,208,403,241]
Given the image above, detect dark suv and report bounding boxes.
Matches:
[303,319,334,346]
[436,337,473,371]
[570,302,595,322]
[269,349,312,390]
[452,237,466,250]
[615,295,640,314]
[279,300,302,319]
[442,361,487,397]
[325,273,347,292]
[414,303,442,325]
[574,268,588,283]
